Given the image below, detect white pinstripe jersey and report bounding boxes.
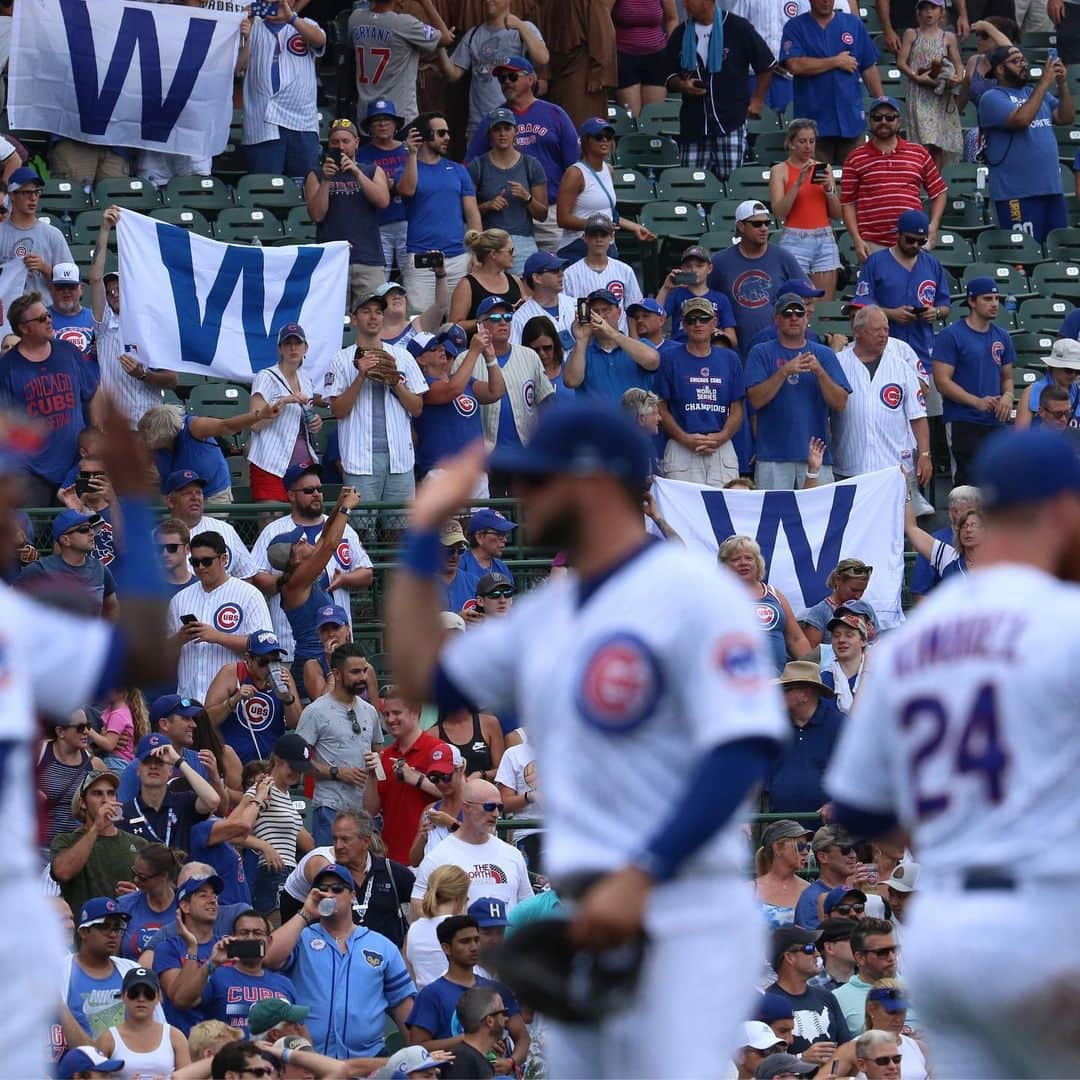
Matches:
[510,295,578,345]
[242,18,325,146]
[560,258,644,335]
[189,516,258,580]
[247,364,317,476]
[832,339,927,476]
[250,514,372,660]
[325,343,428,475]
[95,308,163,429]
[168,576,274,703]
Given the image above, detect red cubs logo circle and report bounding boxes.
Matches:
[522,380,535,410]
[880,383,904,409]
[917,280,937,308]
[287,34,309,55]
[755,603,781,631]
[917,387,926,408]
[335,541,352,569]
[916,359,929,382]
[991,340,1005,366]
[733,269,772,309]
[713,632,766,690]
[241,692,275,732]
[576,633,661,734]
[13,242,28,258]
[607,281,626,303]
[214,603,242,632]
[783,0,799,14]
[841,31,854,44]
[58,327,91,353]
[461,598,480,615]
[454,394,478,418]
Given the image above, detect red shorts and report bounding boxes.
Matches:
[249,462,287,502]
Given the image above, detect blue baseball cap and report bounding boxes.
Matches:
[52,509,100,543]
[965,275,999,300]
[313,862,356,891]
[283,462,322,490]
[408,331,457,359]
[972,427,1080,510]
[134,732,171,763]
[587,288,620,307]
[523,251,567,279]
[868,986,910,1013]
[897,209,930,238]
[468,897,509,927]
[164,468,206,495]
[149,694,204,725]
[376,281,407,298]
[868,95,903,115]
[438,323,469,352]
[277,321,307,345]
[7,166,43,192]
[248,630,283,656]
[579,116,616,139]
[267,525,310,571]
[316,603,350,628]
[77,896,131,930]
[177,875,224,903]
[489,400,653,490]
[493,55,535,76]
[823,885,867,914]
[59,1047,125,1078]
[360,97,403,133]
[476,295,514,318]
[626,297,665,317]
[772,279,825,300]
[487,106,518,131]
[468,508,516,535]
[756,992,795,1023]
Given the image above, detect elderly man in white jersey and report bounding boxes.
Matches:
[386,401,788,1078]
[167,531,274,703]
[163,471,257,579]
[826,426,1080,1077]
[88,208,177,429]
[832,305,932,497]
[328,291,428,536]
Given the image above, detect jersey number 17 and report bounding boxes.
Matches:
[355,46,391,84]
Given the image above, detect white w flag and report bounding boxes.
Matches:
[118,210,349,385]
[652,468,907,628]
[9,0,242,159]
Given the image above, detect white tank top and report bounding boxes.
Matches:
[109,1023,175,1080]
[563,161,617,247]
[283,844,335,901]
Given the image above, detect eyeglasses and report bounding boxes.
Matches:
[133,868,164,884]
[900,234,928,246]
[496,71,521,82]
[125,986,157,1000]
[158,543,181,553]
[862,944,900,957]
[788,943,818,955]
[241,1068,275,1079]
[482,587,514,598]
[190,556,219,568]
[427,770,454,783]
[834,903,866,915]
[871,1056,903,1066]
[430,128,450,137]
[23,313,51,324]
[485,1008,510,1018]
[69,723,90,733]
[67,525,94,535]
[795,840,809,851]
[780,307,806,317]
[1044,407,1072,420]
[93,920,128,933]
[317,883,350,894]
[330,118,356,130]
[294,485,322,494]
[483,313,513,323]
[54,283,80,290]
[683,314,715,326]
[744,219,770,228]
[872,113,900,122]
[347,708,364,735]
[468,801,503,812]
[836,844,855,855]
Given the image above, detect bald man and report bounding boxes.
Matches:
[410,779,533,916]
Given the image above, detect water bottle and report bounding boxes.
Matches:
[268,661,290,699]
[1005,294,1017,314]
[317,897,337,918]
[251,235,262,247]
[302,403,319,429]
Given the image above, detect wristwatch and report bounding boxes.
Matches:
[330,765,339,780]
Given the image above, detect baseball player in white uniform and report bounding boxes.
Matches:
[386,401,788,1079]
[826,427,1080,1078]
[168,531,274,703]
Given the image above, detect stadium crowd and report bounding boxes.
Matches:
[0,0,1074,1073]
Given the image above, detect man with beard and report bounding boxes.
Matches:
[386,401,787,1078]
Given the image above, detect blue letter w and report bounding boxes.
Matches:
[702,486,856,603]
[60,0,217,141]
[158,224,324,372]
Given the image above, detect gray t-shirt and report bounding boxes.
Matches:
[347,9,441,125]
[295,693,381,811]
[468,152,547,237]
[0,219,74,295]
[450,23,544,135]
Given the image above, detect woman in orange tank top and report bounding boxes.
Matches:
[769,118,843,300]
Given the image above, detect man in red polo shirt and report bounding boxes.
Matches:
[840,96,948,262]
[364,688,449,862]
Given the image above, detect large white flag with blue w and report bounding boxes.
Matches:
[9,0,242,158]
[652,468,907,628]
[117,210,349,385]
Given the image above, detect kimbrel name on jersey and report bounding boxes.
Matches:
[891,613,1026,677]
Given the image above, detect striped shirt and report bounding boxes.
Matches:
[832,339,926,476]
[95,307,163,428]
[246,782,302,868]
[840,139,947,247]
[242,18,325,146]
[249,514,372,660]
[190,516,258,580]
[325,344,428,475]
[168,576,274,703]
[560,257,644,335]
[247,364,318,477]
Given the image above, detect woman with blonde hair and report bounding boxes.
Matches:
[449,228,524,334]
[718,535,811,673]
[405,864,471,988]
[797,557,879,649]
[753,819,812,928]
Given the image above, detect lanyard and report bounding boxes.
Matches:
[353,868,377,921]
[132,796,175,848]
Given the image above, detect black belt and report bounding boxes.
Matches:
[962,868,1016,891]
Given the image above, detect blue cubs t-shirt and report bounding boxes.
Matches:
[406,974,519,1039]
[205,966,298,1035]
[50,306,99,387]
[662,288,737,340]
[979,86,1062,201]
[745,340,852,461]
[117,889,179,960]
[153,935,213,1033]
[405,160,477,256]
[414,376,484,474]
[188,817,252,907]
[853,249,950,366]
[653,344,745,435]
[933,318,1015,425]
[152,414,231,498]
[707,245,805,354]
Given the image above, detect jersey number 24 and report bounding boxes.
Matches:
[900,682,1009,820]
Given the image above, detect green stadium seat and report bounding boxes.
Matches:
[610,133,680,171]
[611,169,655,212]
[285,205,316,243]
[1054,125,1080,164]
[39,179,92,216]
[938,196,989,238]
[930,232,974,274]
[638,99,681,137]
[640,201,708,239]
[188,382,251,413]
[725,165,773,203]
[227,456,251,502]
[70,210,110,248]
[941,163,990,197]
[654,167,726,207]
[150,208,213,237]
[746,109,784,136]
[1030,260,1080,301]
[750,132,788,164]
[235,174,304,214]
[960,261,1030,297]
[94,177,161,212]
[1020,29,1058,50]
[973,228,1046,271]
[163,176,233,215]
[605,104,637,138]
[698,229,735,252]
[1011,331,1055,361]
[1016,297,1074,334]
[213,208,285,244]
[1044,226,1080,262]
[813,300,851,321]
[945,304,1016,331]
[229,108,244,148]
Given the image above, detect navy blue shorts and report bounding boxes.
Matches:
[994,194,1067,244]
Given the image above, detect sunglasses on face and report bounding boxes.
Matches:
[483,313,513,323]
[485,1008,510,1018]
[871,1056,903,1066]
[67,525,94,535]
[900,234,928,246]
[158,543,181,553]
[190,556,219,568]
[781,307,806,317]
[428,770,454,783]
[836,844,855,856]
[242,1068,275,1079]
[317,883,349,894]
[126,986,157,1000]
[745,219,770,228]
[482,587,514,599]
[470,801,503,813]
[683,314,715,326]
[788,943,817,955]
[862,944,900,957]
[23,313,51,324]
[430,128,450,137]
[294,485,322,495]
[834,902,866,915]
[497,71,522,82]
[69,723,90,733]
[872,113,900,122]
